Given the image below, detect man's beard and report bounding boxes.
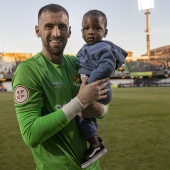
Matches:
[45,43,63,56]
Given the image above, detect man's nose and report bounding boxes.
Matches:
[52,26,60,36]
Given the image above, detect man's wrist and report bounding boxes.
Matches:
[62,97,85,121]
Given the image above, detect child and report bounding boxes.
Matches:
[76,10,127,168]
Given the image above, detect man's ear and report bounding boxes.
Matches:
[35,25,41,37]
[68,26,71,38]
[104,29,108,38]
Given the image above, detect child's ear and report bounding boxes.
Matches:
[81,29,83,38]
[104,29,108,37]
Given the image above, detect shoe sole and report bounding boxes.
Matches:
[81,148,108,169]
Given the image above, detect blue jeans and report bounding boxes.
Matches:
[77,117,99,140]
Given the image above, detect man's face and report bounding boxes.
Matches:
[35,10,71,57]
[82,15,107,45]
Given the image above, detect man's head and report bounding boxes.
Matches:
[37,4,69,21]
[81,10,108,45]
[35,4,71,63]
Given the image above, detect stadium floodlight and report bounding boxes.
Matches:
[138,0,154,58]
[138,0,154,11]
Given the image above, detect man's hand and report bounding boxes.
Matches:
[78,102,104,118]
[76,76,109,108]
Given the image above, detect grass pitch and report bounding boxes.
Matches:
[0,87,170,170]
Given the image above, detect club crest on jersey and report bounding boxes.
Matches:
[14,85,29,104]
[73,74,81,86]
[53,82,62,88]
[73,74,81,83]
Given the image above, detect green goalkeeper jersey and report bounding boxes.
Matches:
[12,52,101,170]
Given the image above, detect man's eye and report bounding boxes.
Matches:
[45,25,53,30]
[59,25,67,30]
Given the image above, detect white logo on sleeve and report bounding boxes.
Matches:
[14,85,29,104]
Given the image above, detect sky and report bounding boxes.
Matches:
[0,0,169,57]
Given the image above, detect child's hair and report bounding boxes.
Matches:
[82,10,107,28]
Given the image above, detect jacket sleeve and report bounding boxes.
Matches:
[87,46,117,83]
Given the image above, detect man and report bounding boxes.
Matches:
[12,4,109,170]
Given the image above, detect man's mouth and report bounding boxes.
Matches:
[50,39,62,43]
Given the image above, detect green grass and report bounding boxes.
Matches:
[0,87,170,170]
[99,87,170,170]
[0,92,35,170]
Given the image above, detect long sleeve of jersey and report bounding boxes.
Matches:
[13,61,69,147]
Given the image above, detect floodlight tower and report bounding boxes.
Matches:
[138,0,154,58]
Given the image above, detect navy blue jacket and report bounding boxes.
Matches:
[76,40,128,84]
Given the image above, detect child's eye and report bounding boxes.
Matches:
[94,27,101,30]
[83,27,89,31]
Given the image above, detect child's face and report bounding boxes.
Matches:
[82,15,107,45]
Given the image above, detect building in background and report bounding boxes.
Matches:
[1,45,170,91]
[0,52,32,81]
